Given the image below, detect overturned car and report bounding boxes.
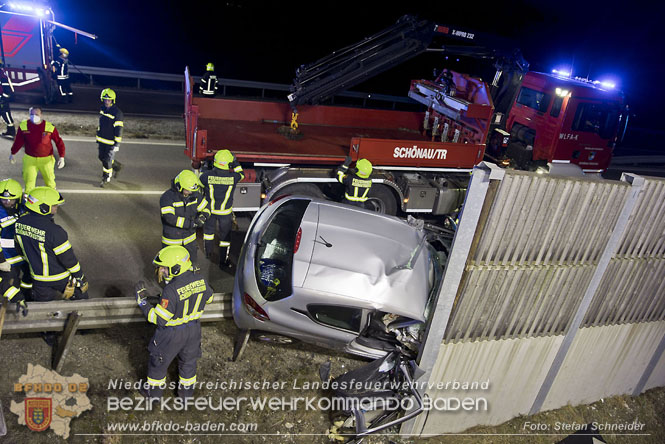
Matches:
[232,195,449,360]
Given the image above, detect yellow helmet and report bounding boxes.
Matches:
[59,47,69,57]
[356,158,372,178]
[25,187,64,215]
[100,88,116,103]
[213,149,234,169]
[153,246,192,278]
[206,63,215,72]
[0,178,23,200]
[174,169,202,192]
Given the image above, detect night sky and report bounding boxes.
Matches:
[53,0,663,130]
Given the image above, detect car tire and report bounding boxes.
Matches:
[366,184,398,215]
[272,183,324,200]
[254,332,295,344]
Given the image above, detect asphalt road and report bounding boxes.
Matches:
[0,136,239,299]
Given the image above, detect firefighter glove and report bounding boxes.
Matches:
[343,156,352,167]
[12,292,28,317]
[57,157,65,169]
[135,280,148,306]
[0,261,11,272]
[113,144,120,152]
[9,154,15,164]
[76,274,89,293]
[193,213,207,228]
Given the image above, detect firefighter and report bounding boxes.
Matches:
[198,63,218,97]
[50,47,73,102]
[160,170,210,263]
[135,245,213,399]
[0,62,16,138]
[199,149,244,268]
[336,157,373,208]
[14,187,88,345]
[9,107,66,193]
[96,88,124,187]
[0,179,32,300]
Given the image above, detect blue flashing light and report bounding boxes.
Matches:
[599,81,616,89]
[552,68,572,78]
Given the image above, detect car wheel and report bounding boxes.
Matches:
[366,184,398,215]
[254,332,295,344]
[272,183,324,200]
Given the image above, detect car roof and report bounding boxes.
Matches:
[295,198,431,321]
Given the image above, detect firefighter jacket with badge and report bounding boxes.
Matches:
[337,167,372,203]
[160,180,211,245]
[11,120,66,158]
[0,204,24,267]
[198,72,218,96]
[14,212,83,287]
[199,162,244,216]
[139,270,213,327]
[51,58,69,80]
[96,104,124,147]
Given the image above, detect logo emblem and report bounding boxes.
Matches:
[25,398,52,432]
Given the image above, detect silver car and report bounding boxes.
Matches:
[232,195,445,359]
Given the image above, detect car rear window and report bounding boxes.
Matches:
[255,199,310,301]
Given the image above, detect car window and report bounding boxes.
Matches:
[255,199,310,301]
[308,305,362,333]
[516,86,551,113]
[572,102,620,138]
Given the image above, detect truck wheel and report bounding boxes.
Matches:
[366,185,398,216]
[272,183,324,200]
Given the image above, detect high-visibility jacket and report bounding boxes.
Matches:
[139,270,213,327]
[0,205,24,266]
[50,58,69,80]
[0,70,14,102]
[337,166,372,203]
[198,72,218,96]
[159,181,210,245]
[11,120,65,158]
[14,211,83,287]
[96,104,124,147]
[199,163,244,215]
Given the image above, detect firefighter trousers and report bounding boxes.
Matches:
[22,154,56,193]
[146,321,202,398]
[97,144,121,180]
[0,100,14,128]
[57,79,73,101]
[203,214,232,263]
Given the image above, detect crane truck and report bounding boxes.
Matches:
[184,15,628,216]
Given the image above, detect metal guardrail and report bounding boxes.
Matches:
[1,293,231,334]
[73,65,415,108]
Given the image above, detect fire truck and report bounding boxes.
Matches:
[0,2,95,93]
[184,15,628,216]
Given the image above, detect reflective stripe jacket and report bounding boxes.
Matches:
[14,212,83,287]
[0,69,14,102]
[198,72,218,96]
[96,104,124,146]
[337,166,372,203]
[50,58,69,80]
[11,120,65,158]
[199,163,244,215]
[139,270,213,327]
[160,181,210,244]
[0,205,24,266]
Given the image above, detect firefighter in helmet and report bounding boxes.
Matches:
[336,157,373,208]
[159,170,210,263]
[198,63,218,97]
[0,178,32,302]
[14,187,88,345]
[135,245,213,398]
[51,47,73,102]
[199,149,244,268]
[96,88,124,187]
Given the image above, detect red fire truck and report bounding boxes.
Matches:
[0,2,95,92]
[184,15,628,216]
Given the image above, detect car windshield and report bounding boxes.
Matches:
[255,199,310,301]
